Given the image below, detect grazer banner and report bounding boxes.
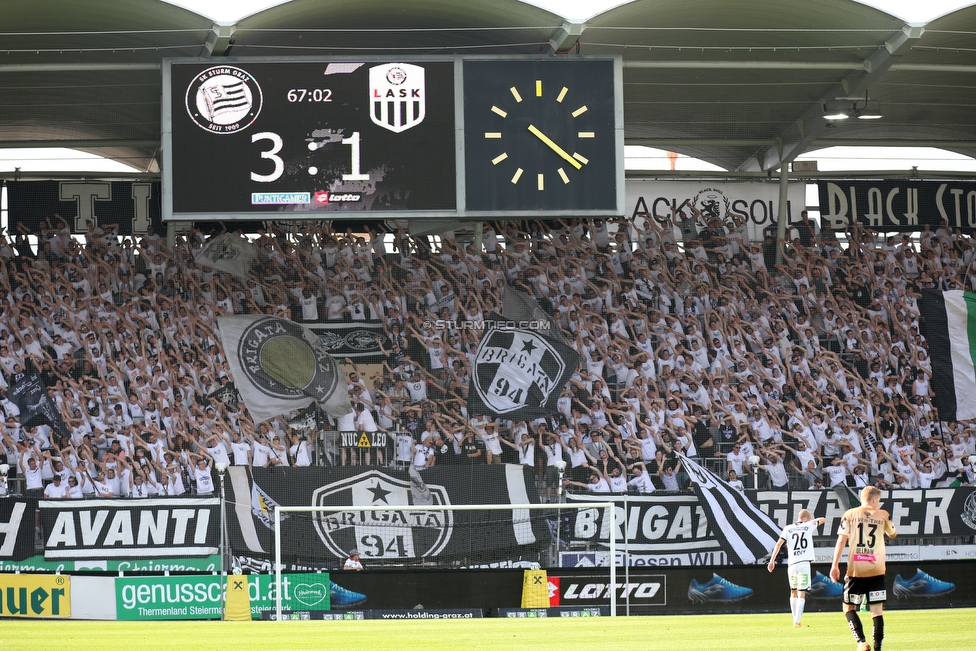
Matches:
[0,499,38,562]
[817,180,976,232]
[625,180,806,242]
[5,180,163,234]
[567,487,976,558]
[226,465,545,563]
[39,498,220,559]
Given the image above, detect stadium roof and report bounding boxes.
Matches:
[1,0,974,175]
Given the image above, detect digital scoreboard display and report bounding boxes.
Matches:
[163,56,622,221]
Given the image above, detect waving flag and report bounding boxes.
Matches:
[195,233,258,281]
[7,361,69,437]
[919,289,976,422]
[467,287,579,419]
[219,315,351,424]
[678,454,780,564]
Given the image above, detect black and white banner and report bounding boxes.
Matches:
[307,322,389,361]
[206,383,239,410]
[226,465,545,562]
[626,180,806,242]
[567,487,976,562]
[468,326,580,420]
[818,180,976,233]
[39,498,220,559]
[8,361,69,437]
[0,499,37,561]
[195,232,259,280]
[6,180,163,234]
[219,315,352,423]
[680,454,779,564]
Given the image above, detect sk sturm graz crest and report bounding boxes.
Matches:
[369,63,426,133]
[470,328,576,419]
[311,470,452,560]
[186,65,263,134]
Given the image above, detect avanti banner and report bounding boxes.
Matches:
[39,498,220,559]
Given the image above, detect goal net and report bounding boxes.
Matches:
[272,502,617,617]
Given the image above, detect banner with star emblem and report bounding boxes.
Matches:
[218,315,351,423]
[467,325,580,420]
[225,465,545,563]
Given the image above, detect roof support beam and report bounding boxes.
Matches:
[624,60,864,71]
[0,63,159,73]
[549,20,584,53]
[0,139,158,149]
[741,23,925,173]
[204,23,235,57]
[627,138,976,149]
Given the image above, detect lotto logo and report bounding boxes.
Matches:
[313,191,362,205]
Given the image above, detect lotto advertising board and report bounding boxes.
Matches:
[548,563,976,615]
[115,573,331,620]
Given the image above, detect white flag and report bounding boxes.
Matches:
[195,233,258,280]
[218,315,351,423]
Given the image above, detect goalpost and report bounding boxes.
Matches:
[273,502,617,619]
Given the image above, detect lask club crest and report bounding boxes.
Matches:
[472,329,571,417]
[369,63,426,133]
[311,470,453,560]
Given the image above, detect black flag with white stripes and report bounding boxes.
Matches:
[678,454,780,564]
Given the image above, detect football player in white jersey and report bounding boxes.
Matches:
[767,508,825,627]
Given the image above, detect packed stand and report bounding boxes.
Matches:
[0,212,974,501]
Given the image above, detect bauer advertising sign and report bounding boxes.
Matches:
[0,574,70,618]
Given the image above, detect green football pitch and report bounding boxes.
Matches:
[1,608,971,651]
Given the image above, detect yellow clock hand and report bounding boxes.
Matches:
[527,124,583,170]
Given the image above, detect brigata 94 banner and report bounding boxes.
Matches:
[226,465,545,564]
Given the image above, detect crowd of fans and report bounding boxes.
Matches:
[0,210,975,501]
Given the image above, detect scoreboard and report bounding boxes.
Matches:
[163,56,623,221]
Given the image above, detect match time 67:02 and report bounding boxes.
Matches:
[287,88,333,102]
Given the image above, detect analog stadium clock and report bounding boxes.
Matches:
[463,58,622,214]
